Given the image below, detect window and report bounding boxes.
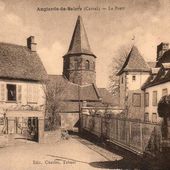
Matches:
[132,93,141,107]
[152,91,157,106]
[7,84,16,101]
[162,88,168,96]
[145,93,149,107]
[85,60,90,70]
[27,85,38,103]
[144,112,149,122]
[132,75,136,81]
[121,77,123,84]
[152,113,157,123]
[92,61,95,70]
[74,60,78,70]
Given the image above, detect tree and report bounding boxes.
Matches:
[108,44,131,95]
[42,77,68,131]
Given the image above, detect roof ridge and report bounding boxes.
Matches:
[0,42,27,48]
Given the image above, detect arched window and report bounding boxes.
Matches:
[75,60,78,70]
[93,61,95,70]
[85,60,90,70]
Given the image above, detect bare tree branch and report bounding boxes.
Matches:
[108,44,131,95]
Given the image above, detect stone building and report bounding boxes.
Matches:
[142,42,170,123]
[48,16,115,130]
[117,46,151,119]
[0,36,47,142]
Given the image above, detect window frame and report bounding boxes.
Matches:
[152,113,157,123]
[152,91,157,106]
[132,93,141,107]
[145,92,149,107]
[144,112,149,122]
[85,60,90,70]
[74,60,78,70]
[162,88,168,97]
[7,84,17,102]
[132,75,136,81]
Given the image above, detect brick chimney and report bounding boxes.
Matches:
[157,42,169,61]
[27,36,37,52]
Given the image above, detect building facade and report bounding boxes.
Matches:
[142,43,170,123]
[0,36,47,142]
[117,46,150,119]
[48,16,115,130]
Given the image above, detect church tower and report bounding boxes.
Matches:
[63,16,96,85]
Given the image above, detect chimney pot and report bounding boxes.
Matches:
[27,36,37,52]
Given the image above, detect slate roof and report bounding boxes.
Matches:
[64,16,96,57]
[117,46,150,75]
[47,75,116,112]
[142,64,170,89]
[0,42,47,81]
[156,49,170,67]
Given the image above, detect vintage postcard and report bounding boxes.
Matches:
[0,0,170,169]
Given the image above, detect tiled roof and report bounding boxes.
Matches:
[48,75,100,101]
[147,61,157,68]
[64,16,96,57]
[47,75,117,112]
[0,42,47,81]
[117,46,150,75]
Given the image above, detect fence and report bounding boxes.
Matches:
[82,114,162,155]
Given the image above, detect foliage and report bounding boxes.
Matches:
[42,78,68,130]
[108,44,131,95]
[158,95,170,117]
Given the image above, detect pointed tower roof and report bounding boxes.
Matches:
[117,46,150,75]
[64,16,96,57]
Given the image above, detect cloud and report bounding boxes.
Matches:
[0,0,5,12]
[38,41,65,75]
[5,13,23,26]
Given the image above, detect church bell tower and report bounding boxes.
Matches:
[63,16,96,85]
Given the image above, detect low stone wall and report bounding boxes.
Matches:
[44,129,61,144]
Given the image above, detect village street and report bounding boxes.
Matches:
[0,135,130,170]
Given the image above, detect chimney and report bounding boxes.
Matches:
[27,36,37,52]
[157,42,169,61]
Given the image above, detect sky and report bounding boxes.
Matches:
[0,0,170,87]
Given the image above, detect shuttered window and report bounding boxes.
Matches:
[152,113,157,123]
[17,85,22,102]
[162,88,168,96]
[0,84,5,101]
[132,93,141,107]
[145,93,149,107]
[27,84,38,103]
[152,91,157,106]
[144,112,149,122]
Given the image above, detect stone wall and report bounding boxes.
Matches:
[63,54,96,85]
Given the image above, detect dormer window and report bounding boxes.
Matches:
[7,84,16,101]
[85,60,90,70]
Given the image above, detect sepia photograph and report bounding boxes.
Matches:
[0,0,170,169]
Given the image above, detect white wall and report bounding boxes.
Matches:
[0,79,45,112]
[145,81,170,122]
[127,72,150,90]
